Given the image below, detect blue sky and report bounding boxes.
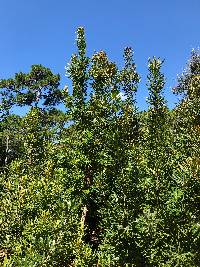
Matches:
[0,0,199,111]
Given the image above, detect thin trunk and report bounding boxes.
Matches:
[5,135,9,165]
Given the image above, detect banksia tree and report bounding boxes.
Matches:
[66,27,90,125]
[135,57,173,265]
[173,50,200,131]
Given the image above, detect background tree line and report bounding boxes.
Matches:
[0,28,200,266]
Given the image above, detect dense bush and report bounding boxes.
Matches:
[0,28,200,266]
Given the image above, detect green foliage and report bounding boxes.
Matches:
[0,28,200,266]
[173,49,200,99]
[0,115,23,168]
[0,65,62,115]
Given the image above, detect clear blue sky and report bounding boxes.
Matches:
[0,0,199,111]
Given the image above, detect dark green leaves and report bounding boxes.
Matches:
[0,64,62,111]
